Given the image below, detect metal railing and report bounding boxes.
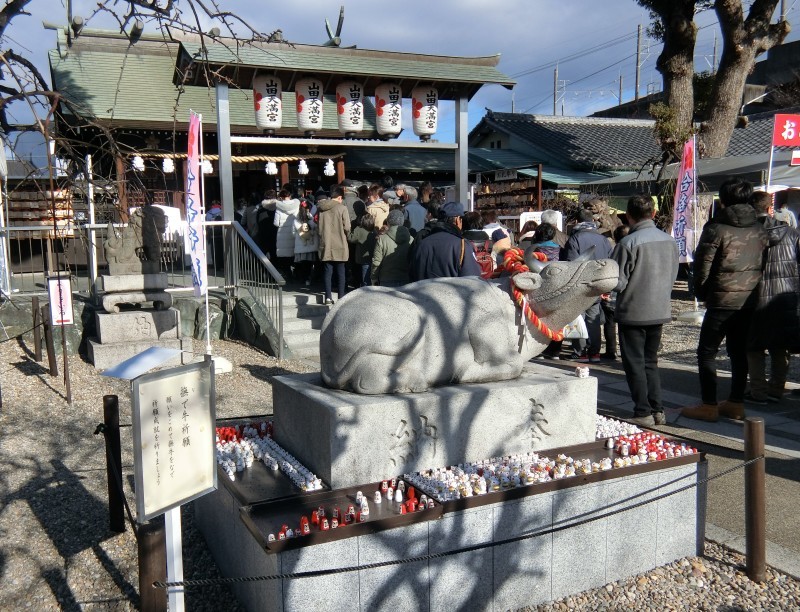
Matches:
[226,221,286,359]
[1,219,288,359]
[0,221,229,296]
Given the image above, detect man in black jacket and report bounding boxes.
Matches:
[681,178,768,423]
[409,201,481,280]
[745,191,800,403]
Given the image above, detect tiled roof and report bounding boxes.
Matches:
[48,28,376,135]
[178,41,514,99]
[473,112,662,172]
[724,106,800,156]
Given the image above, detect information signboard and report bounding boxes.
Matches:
[47,275,74,325]
[132,359,216,522]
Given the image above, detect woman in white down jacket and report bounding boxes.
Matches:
[273,189,300,277]
[293,198,319,286]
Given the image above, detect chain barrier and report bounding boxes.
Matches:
[154,455,763,590]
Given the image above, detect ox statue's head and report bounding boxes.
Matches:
[510,246,619,329]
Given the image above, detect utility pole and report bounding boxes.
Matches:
[781,0,786,21]
[619,74,623,107]
[712,33,717,73]
[511,90,515,113]
[553,65,558,115]
[635,24,642,103]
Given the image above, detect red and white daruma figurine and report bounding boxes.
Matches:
[374,82,402,137]
[335,81,364,136]
[411,85,438,140]
[295,77,324,136]
[253,74,282,134]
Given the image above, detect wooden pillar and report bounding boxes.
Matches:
[336,159,345,184]
[280,162,289,188]
[115,155,129,221]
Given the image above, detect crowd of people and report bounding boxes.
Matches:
[231,175,798,427]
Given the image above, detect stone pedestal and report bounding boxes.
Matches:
[88,308,192,369]
[194,462,707,612]
[96,273,172,313]
[273,362,597,490]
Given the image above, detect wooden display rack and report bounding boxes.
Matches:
[474,163,543,213]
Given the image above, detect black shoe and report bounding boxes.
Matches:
[652,412,666,425]
[602,353,617,361]
[541,353,560,360]
[743,392,768,406]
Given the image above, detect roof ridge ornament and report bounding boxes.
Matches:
[323,6,345,47]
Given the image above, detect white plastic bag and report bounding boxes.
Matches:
[562,315,588,340]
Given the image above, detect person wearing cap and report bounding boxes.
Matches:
[409,201,482,281]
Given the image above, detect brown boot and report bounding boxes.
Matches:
[680,403,719,422]
[718,400,745,421]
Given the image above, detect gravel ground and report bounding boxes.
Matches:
[2,292,799,611]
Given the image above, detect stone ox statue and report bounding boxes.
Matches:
[320,249,619,394]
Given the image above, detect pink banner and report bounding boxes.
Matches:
[186,112,207,297]
[671,138,696,263]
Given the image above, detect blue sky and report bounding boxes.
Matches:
[7,0,800,150]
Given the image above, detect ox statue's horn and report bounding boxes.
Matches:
[523,245,547,272]
[573,245,596,262]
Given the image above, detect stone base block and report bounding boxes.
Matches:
[273,363,597,490]
[101,291,173,313]
[97,273,168,293]
[194,462,706,612]
[95,309,180,344]
[88,337,192,370]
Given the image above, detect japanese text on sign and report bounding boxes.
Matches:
[132,360,216,522]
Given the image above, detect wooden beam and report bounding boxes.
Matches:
[336,159,345,183]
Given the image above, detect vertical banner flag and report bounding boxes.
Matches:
[671,138,696,263]
[186,112,207,297]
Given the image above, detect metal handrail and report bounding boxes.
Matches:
[227,221,286,359]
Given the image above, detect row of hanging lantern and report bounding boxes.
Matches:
[131,155,212,174]
[253,75,439,140]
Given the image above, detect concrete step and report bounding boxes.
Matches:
[288,340,320,360]
[283,302,330,318]
[282,291,326,306]
[282,314,326,331]
[284,327,324,346]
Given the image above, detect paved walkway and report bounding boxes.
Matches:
[544,356,800,579]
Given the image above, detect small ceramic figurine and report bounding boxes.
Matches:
[386,487,394,500]
[356,491,363,504]
[360,499,370,516]
[321,518,330,531]
[268,533,276,542]
[374,491,382,504]
[394,489,403,503]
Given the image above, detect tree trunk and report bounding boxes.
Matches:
[700,0,790,157]
[653,1,698,130]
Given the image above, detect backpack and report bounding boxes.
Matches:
[470,239,495,279]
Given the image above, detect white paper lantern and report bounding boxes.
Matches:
[295,77,324,135]
[323,159,335,177]
[162,158,175,173]
[132,155,145,172]
[298,159,309,175]
[374,83,402,137]
[253,74,282,133]
[411,86,439,140]
[335,81,364,135]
